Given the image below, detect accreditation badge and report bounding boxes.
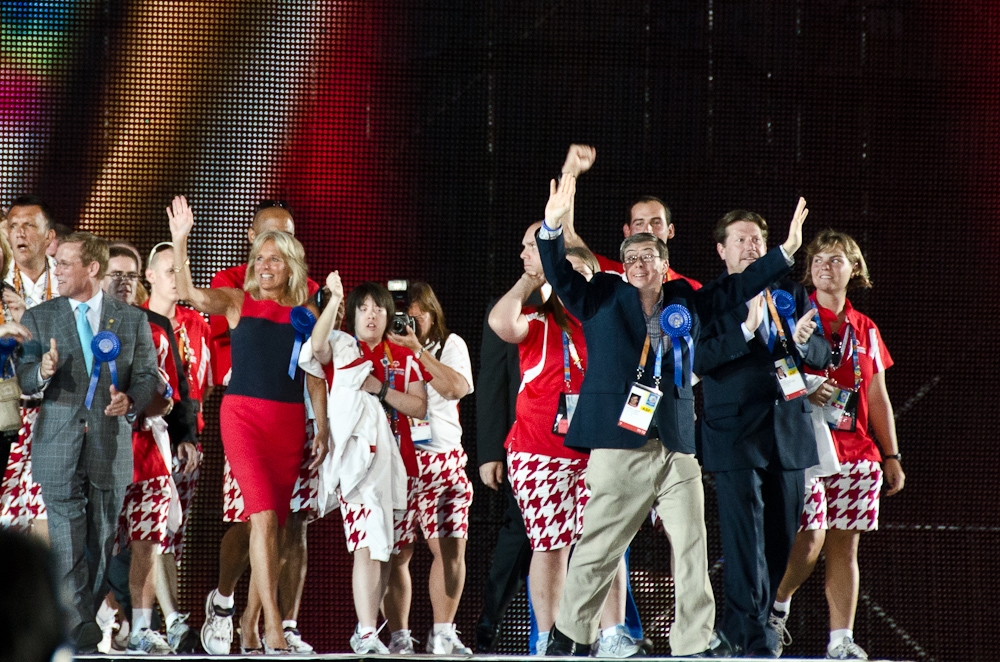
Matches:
[823,386,859,432]
[617,383,661,435]
[774,356,807,401]
[409,416,433,444]
[552,393,580,436]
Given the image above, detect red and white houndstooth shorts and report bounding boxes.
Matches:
[507,451,589,552]
[0,406,46,529]
[394,447,474,549]
[116,474,172,552]
[800,459,883,532]
[159,450,202,563]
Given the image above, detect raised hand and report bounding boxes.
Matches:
[561,144,596,178]
[781,197,809,256]
[39,338,58,380]
[792,308,818,344]
[325,270,344,301]
[166,195,195,242]
[543,174,577,230]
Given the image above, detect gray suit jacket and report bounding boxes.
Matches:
[18,294,159,490]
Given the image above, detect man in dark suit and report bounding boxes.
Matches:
[474,294,536,652]
[18,232,158,651]
[537,170,811,657]
[694,210,831,657]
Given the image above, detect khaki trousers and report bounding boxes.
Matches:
[554,438,715,656]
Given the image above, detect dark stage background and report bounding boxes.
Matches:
[2,1,998,660]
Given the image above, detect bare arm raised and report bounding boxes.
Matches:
[309,270,344,366]
[167,196,244,328]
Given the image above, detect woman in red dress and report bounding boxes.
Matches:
[167,196,327,653]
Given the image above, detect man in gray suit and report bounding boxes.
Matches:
[18,232,158,651]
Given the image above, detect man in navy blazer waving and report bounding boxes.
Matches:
[695,210,831,657]
[536,166,811,657]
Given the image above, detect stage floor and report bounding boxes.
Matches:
[78,655,915,661]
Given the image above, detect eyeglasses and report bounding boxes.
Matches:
[108,271,140,282]
[622,253,659,266]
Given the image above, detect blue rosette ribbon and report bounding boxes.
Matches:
[85,331,120,410]
[288,306,317,379]
[771,289,797,332]
[660,304,695,388]
[0,336,18,379]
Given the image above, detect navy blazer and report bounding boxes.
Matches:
[538,232,792,455]
[695,277,831,472]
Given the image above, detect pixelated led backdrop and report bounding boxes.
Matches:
[2,1,997,659]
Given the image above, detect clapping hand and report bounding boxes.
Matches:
[0,322,32,344]
[2,290,26,323]
[745,295,764,334]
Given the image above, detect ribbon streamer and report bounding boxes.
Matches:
[85,331,120,410]
[288,306,317,379]
[660,304,695,388]
[0,336,17,379]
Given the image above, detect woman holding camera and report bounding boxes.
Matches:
[307,278,428,654]
[380,282,475,655]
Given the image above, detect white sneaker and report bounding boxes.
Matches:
[768,609,792,656]
[351,626,390,654]
[96,603,117,654]
[593,624,642,658]
[389,630,416,654]
[426,625,472,655]
[284,627,315,654]
[535,631,549,656]
[827,636,869,660]
[113,619,131,653]
[127,628,174,655]
[200,589,235,655]
[166,613,198,653]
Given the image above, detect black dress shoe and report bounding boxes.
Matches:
[681,630,739,658]
[475,620,501,653]
[71,621,104,652]
[545,626,590,656]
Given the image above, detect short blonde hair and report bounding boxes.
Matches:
[802,229,872,290]
[244,230,309,306]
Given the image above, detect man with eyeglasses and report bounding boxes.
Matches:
[202,199,322,654]
[98,245,199,653]
[17,232,159,652]
[1,195,60,539]
[535,160,812,657]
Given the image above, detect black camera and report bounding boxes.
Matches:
[388,279,416,335]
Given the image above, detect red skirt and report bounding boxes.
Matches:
[219,395,305,526]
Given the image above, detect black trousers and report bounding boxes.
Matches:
[478,482,533,632]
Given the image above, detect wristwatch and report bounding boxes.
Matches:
[883,452,901,462]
